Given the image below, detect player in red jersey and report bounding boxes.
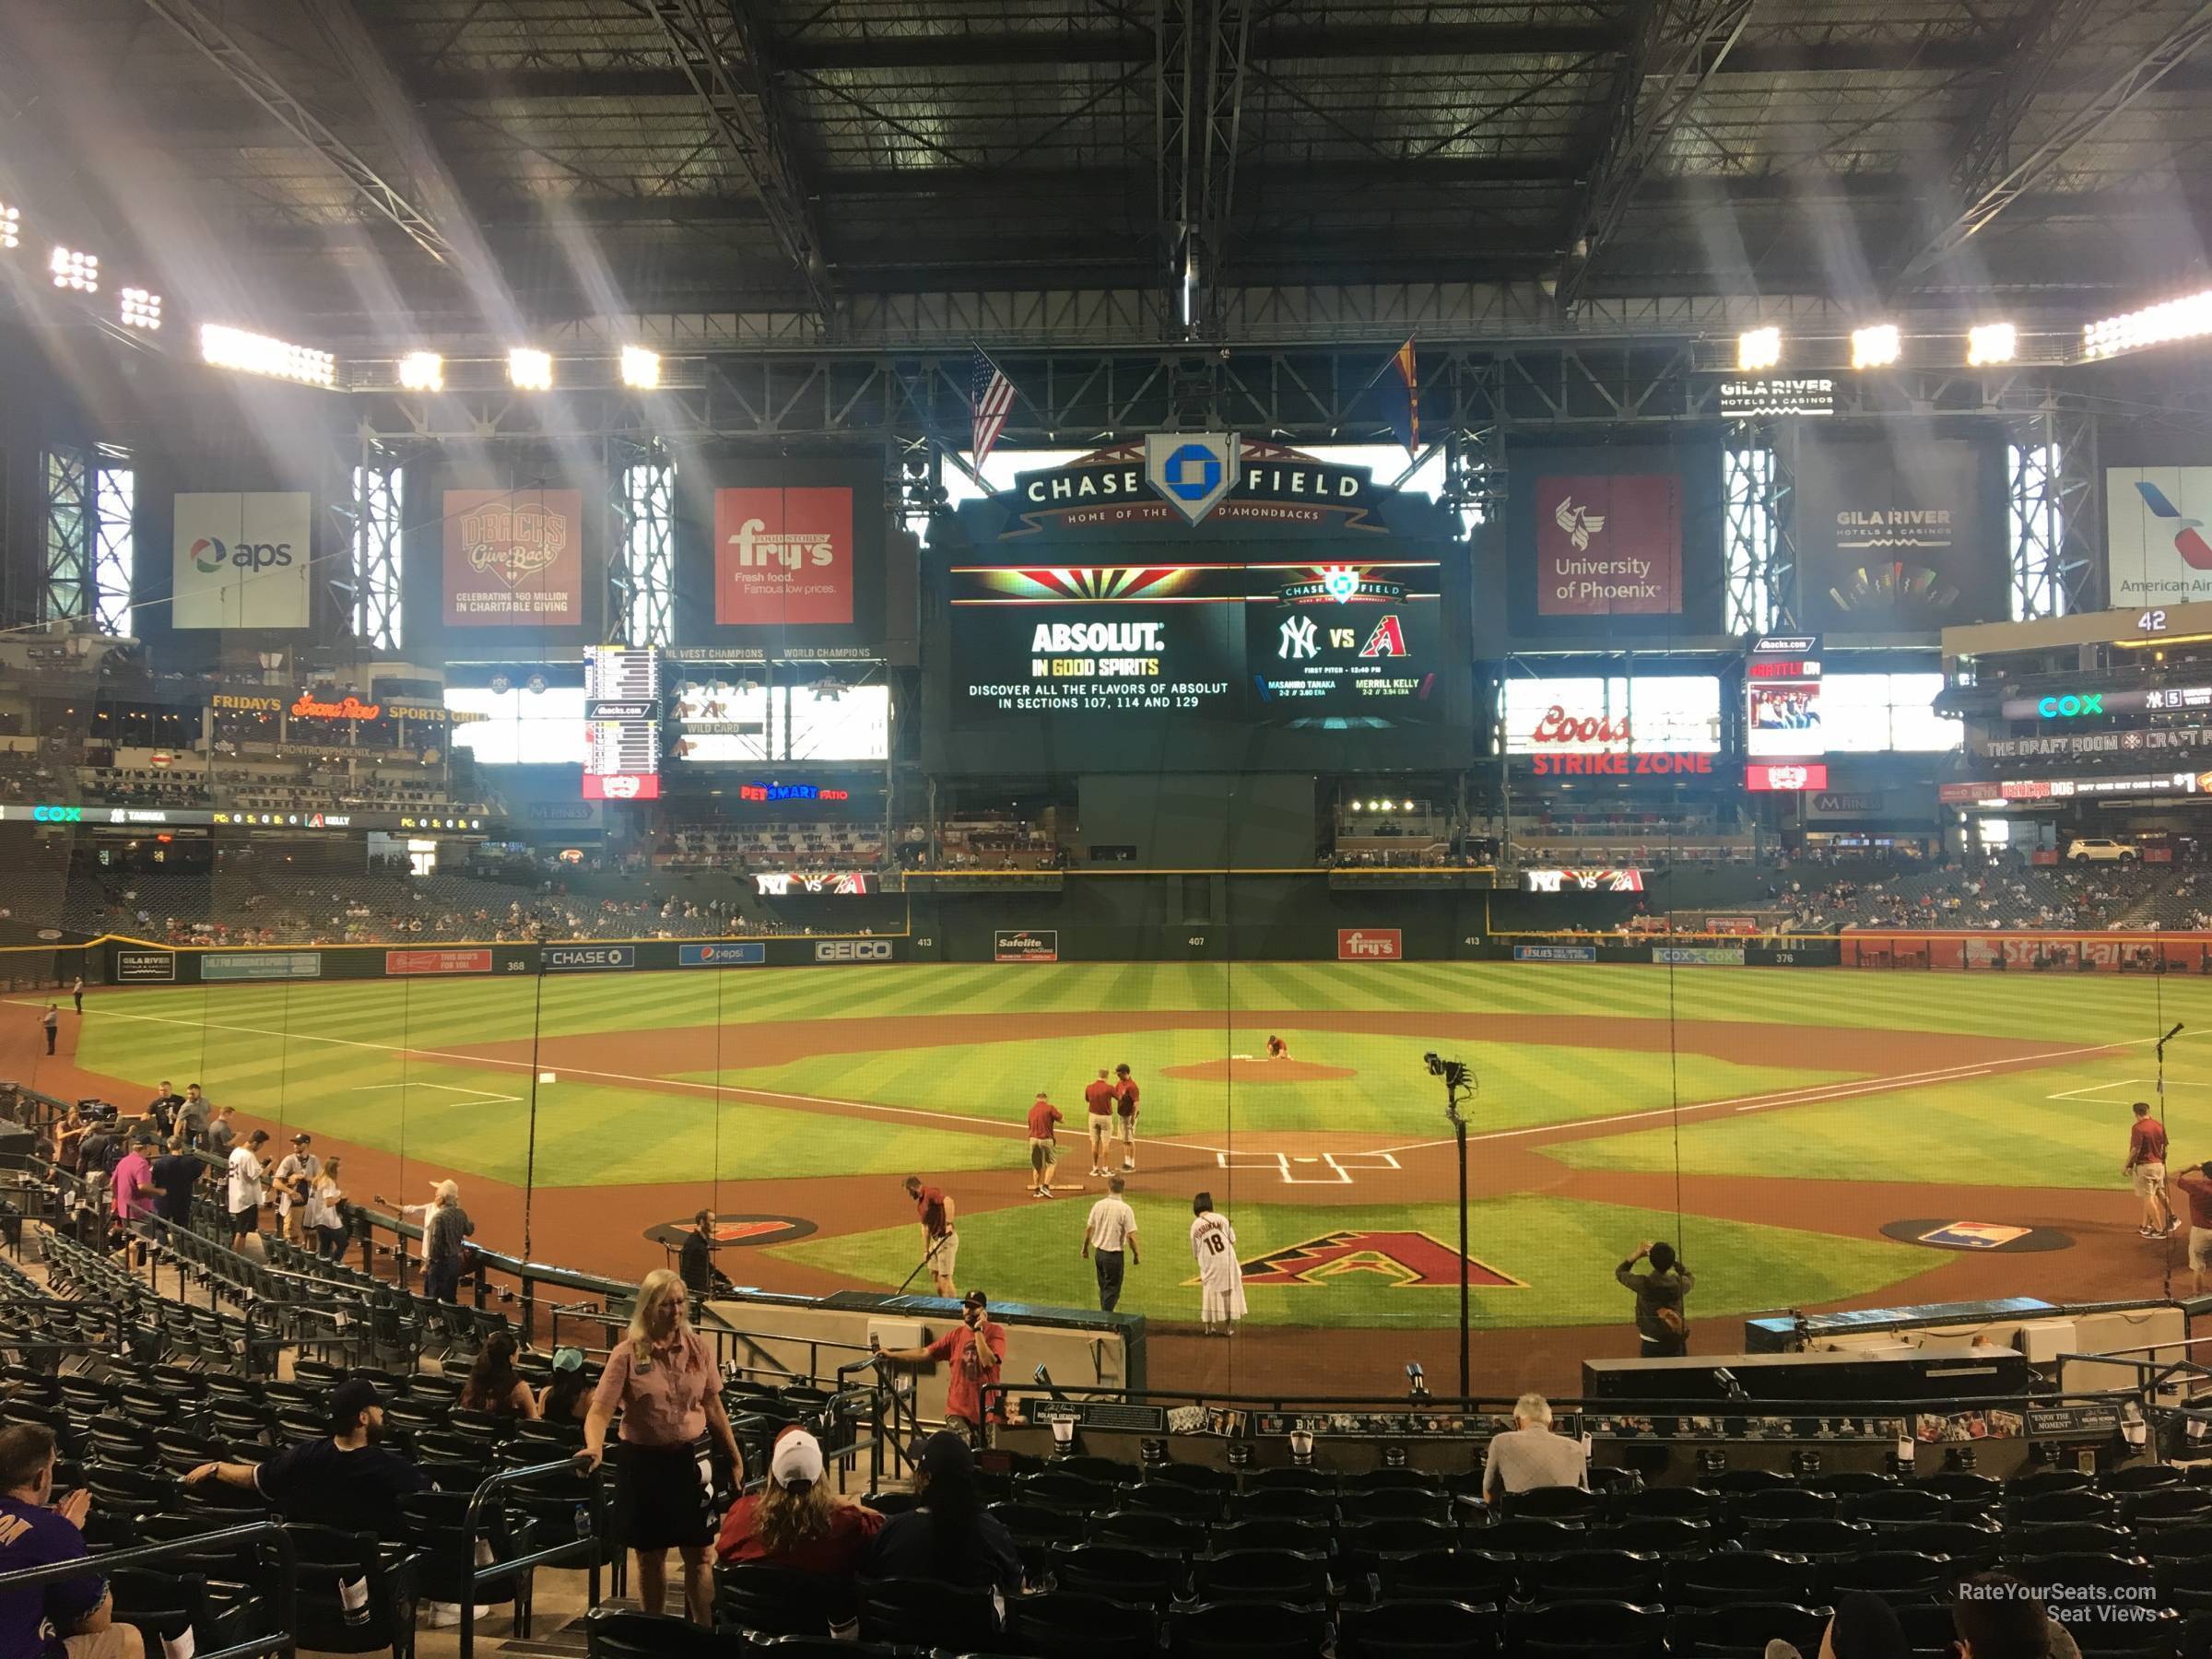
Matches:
[1265,1034,1289,1061]
[1112,1064,1139,1173]
[1082,1068,1116,1178]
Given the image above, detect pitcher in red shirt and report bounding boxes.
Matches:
[1082,1068,1116,1178]
[2126,1100,2180,1238]
[877,1289,1006,1442]
[1024,1091,1064,1198]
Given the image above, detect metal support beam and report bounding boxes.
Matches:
[1158,0,1252,337]
[136,0,460,267]
[40,446,89,628]
[1896,0,2212,286]
[1559,0,1759,304]
[643,0,833,320]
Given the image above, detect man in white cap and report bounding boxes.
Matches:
[714,1424,883,1574]
[380,1181,474,1301]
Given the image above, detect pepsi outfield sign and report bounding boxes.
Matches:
[678,942,768,968]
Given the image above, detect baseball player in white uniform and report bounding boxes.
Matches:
[1189,1191,1246,1337]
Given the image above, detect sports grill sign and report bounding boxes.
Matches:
[1337,928,1403,960]
[443,489,583,627]
[114,951,175,983]
[1000,436,1387,535]
[994,929,1060,963]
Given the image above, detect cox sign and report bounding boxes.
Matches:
[30,805,82,823]
[815,939,893,962]
[2039,693,2105,718]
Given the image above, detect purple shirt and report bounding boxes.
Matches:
[112,1150,154,1221]
[0,1495,103,1659]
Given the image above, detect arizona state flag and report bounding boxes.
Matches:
[1380,337,1419,454]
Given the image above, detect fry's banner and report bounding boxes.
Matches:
[715,487,855,625]
[444,489,584,627]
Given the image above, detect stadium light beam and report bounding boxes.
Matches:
[2083,288,2212,361]
[1967,322,2018,366]
[1737,326,1781,371]
[619,346,660,390]
[508,347,553,391]
[0,204,18,251]
[118,288,161,331]
[200,324,336,388]
[50,246,97,293]
[396,351,443,392]
[1851,324,1900,370]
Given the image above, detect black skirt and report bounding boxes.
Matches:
[612,1438,715,1550]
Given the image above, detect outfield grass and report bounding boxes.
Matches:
[770,1192,1948,1330]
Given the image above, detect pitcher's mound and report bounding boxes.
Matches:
[1161,1057,1359,1085]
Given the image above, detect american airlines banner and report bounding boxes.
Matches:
[1793,435,2005,631]
[172,492,312,629]
[2107,466,2212,608]
[1503,439,1724,641]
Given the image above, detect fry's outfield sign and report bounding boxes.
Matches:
[289,692,382,721]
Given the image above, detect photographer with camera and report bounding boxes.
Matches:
[1617,1240,1693,1359]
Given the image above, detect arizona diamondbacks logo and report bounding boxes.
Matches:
[1145,433,1241,525]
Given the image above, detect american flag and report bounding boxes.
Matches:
[971,347,1016,465]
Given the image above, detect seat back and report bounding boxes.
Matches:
[856,1575,1004,1651]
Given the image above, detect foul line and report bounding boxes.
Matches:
[17,999,1226,1151]
[355,1082,521,1104]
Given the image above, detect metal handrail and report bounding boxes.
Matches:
[456,1457,607,1659]
[0,1522,298,1659]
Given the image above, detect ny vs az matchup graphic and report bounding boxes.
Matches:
[949,561,1441,727]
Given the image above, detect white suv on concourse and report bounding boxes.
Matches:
[2067,837,2139,863]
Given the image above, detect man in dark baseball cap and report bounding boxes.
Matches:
[860,1430,1021,1592]
[184,1374,429,1536]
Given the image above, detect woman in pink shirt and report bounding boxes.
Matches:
[579,1269,745,1623]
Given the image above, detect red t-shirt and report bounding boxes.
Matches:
[716,1493,885,1570]
[1116,1079,1139,1118]
[914,1184,949,1238]
[1026,1100,1062,1139]
[925,1321,1006,1425]
[2132,1118,2170,1166]
[1084,1079,1114,1117]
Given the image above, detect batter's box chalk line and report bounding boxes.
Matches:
[1214,1150,1404,1184]
[2047,1078,2212,1103]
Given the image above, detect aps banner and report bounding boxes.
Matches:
[443,488,584,628]
[715,487,855,626]
[172,493,312,629]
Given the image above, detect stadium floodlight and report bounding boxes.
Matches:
[1966,322,2017,367]
[1851,324,1900,370]
[508,347,553,390]
[200,323,336,388]
[396,351,443,392]
[50,246,97,293]
[619,345,660,389]
[0,204,18,251]
[1737,326,1781,371]
[2083,288,2212,361]
[118,288,161,331]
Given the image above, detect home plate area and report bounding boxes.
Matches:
[1216,1148,1403,1184]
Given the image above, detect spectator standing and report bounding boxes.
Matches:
[203,1102,234,1162]
[1024,1090,1063,1198]
[859,1430,1021,1594]
[875,1289,1006,1442]
[145,1082,183,1138]
[1083,1068,1115,1178]
[2127,1100,2181,1237]
[715,1425,883,1571]
[51,1105,83,1176]
[69,976,82,1017]
[1480,1394,1588,1501]
[579,1268,746,1626]
[378,1181,475,1302]
[305,1158,347,1260]
[271,1134,318,1246]
[537,1347,592,1423]
[1112,1063,1139,1172]
[225,1129,269,1244]
[39,1004,56,1056]
[678,1210,715,1298]
[179,1086,211,1147]
[459,1333,541,1419]
[185,1377,430,1537]
[1081,1177,1140,1312]
[1190,1193,1246,1337]
[76,1119,121,1182]
[1617,1240,1692,1359]
[902,1175,958,1299]
[0,1422,141,1659]
[110,1135,157,1274]
[149,1135,199,1232]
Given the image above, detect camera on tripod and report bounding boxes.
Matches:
[1423,1053,1470,1090]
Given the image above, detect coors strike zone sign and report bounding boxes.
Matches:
[443,489,583,627]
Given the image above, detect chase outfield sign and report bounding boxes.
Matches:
[1003,436,1387,535]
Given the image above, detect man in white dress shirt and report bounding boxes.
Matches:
[1081,1177,1140,1312]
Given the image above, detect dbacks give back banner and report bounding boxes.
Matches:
[714,487,855,625]
[2108,466,2212,608]
[171,492,312,629]
[443,488,584,628]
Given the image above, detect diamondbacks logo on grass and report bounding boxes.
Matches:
[1918,1221,2029,1251]
[643,1215,818,1252]
[1213,1230,1524,1289]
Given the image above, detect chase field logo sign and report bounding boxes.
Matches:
[1145,433,1241,525]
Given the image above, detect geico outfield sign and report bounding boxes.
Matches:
[814,939,893,962]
